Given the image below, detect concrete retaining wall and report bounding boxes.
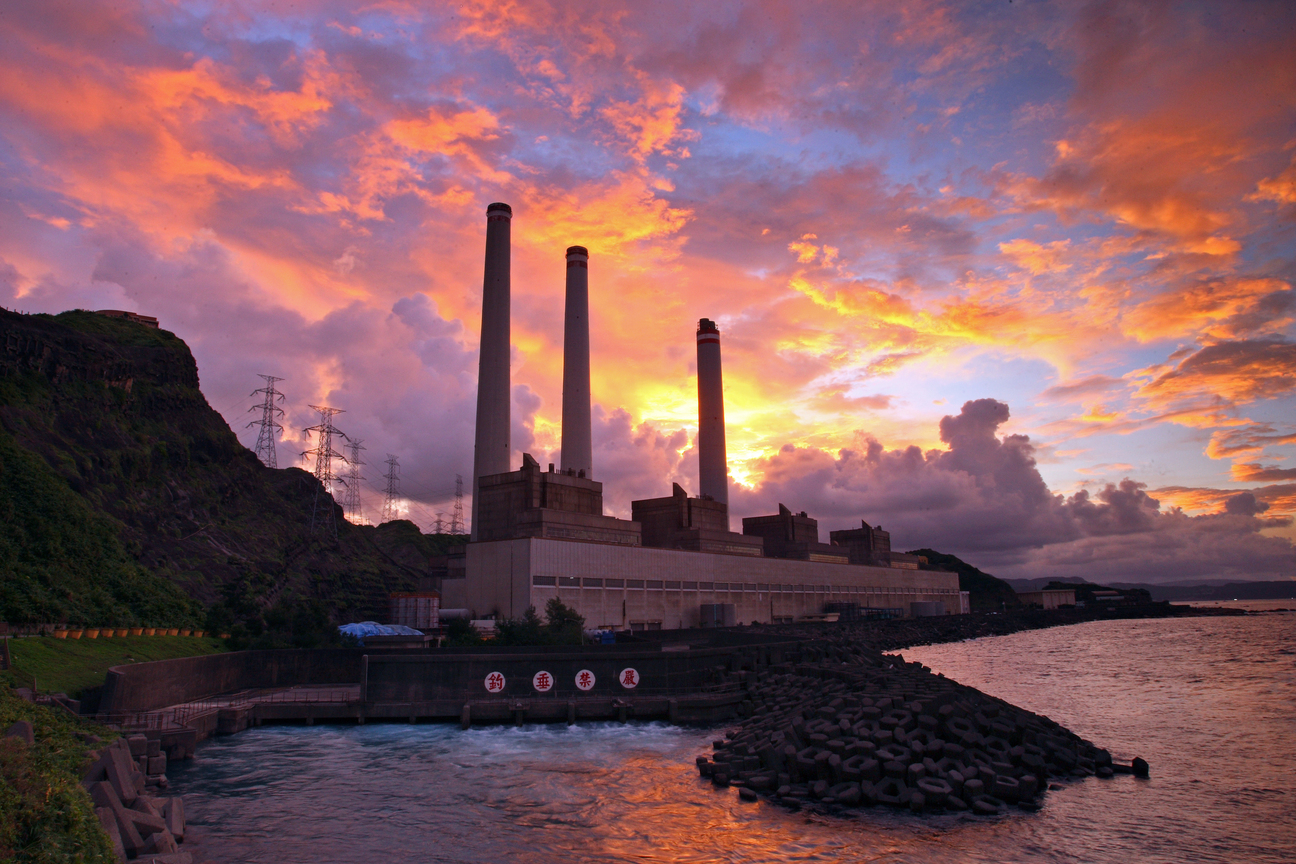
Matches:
[98,635,805,716]
[99,649,368,715]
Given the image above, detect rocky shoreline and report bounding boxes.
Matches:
[697,605,1231,816]
[82,733,196,863]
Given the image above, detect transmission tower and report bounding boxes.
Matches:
[302,405,349,537]
[434,513,445,534]
[380,455,401,524]
[451,474,465,534]
[342,439,367,525]
[246,375,285,468]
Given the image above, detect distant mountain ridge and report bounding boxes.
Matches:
[1007,576,1296,602]
[0,308,461,629]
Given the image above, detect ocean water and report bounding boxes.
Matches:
[169,613,1296,864]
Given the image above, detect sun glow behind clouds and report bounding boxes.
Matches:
[0,0,1293,581]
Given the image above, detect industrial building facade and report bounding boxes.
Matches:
[444,537,964,629]
[441,204,964,629]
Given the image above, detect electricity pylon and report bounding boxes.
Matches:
[247,375,285,468]
[380,455,400,524]
[302,405,348,537]
[342,439,367,525]
[451,474,465,534]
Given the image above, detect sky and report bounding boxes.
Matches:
[1,0,1294,585]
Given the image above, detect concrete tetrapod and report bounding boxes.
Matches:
[694,626,1144,821]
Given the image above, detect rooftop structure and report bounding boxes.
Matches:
[829,522,893,567]
[632,483,763,556]
[742,504,849,563]
[95,309,159,328]
[475,453,640,546]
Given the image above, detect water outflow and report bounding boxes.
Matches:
[471,202,512,538]
[696,318,728,517]
[560,245,592,477]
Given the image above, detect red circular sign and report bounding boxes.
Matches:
[619,668,640,689]
[575,669,596,691]
[532,670,554,692]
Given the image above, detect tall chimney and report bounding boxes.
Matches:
[696,317,729,519]
[560,245,593,478]
[471,202,512,539]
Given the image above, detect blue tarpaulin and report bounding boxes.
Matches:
[339,621,424,646]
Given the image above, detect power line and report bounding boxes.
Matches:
[380,454,401,524]
[342,438,367,525]
[302,405,349,538]
[247,375,285,469]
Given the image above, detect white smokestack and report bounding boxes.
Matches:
[696,318,728,521]
[471,202,512,538]
[560,245,592,478]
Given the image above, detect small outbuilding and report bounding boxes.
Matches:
[1015,588,1076,609]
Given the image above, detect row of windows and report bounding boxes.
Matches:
[531,575,954,594]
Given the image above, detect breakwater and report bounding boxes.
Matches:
[697,640,1133,817]
[691,605,1230,816]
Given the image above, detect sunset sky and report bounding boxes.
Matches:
[2,1,1293,584]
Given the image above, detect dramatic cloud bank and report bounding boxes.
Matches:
[1,0,1292,582]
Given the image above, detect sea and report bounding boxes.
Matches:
[169,609,1296,863]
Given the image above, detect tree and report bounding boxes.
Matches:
[544,597,585,644]
[495,606,545,646]
[444,616,482,646]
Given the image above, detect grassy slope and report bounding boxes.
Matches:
[0,309,447,629]
[0,687,116,863]
[4,635,226,697]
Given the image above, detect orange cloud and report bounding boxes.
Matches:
[1231,463,1296,482]
[999,238,1072,275]
[1136,340,1296,408]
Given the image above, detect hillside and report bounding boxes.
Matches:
[0,308,462,631]
[907,548,1022,612]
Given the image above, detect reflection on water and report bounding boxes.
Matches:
[171,613,1296,864]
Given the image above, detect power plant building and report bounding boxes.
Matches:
[441,204,963,628]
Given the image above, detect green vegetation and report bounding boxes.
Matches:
[213,598,344,651]
[443,599,588,647]
[0,687,116,863]
[494,598,587,646]
[909,548,1023,612]
[2,635,226,698]
[0,308,453,633]
[0,429,203,628]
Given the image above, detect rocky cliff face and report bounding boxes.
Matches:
[0,308,456,628]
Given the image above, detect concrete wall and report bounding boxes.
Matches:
[99,649,368,715]
[363,640,778,702]
[442,537,962,628]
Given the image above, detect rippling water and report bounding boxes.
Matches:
[170,613,1296,864]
